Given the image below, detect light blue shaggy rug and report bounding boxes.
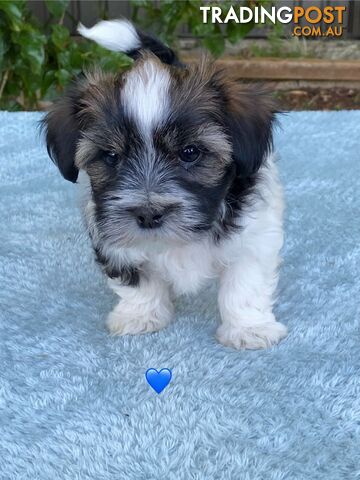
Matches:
[1,111,360,480]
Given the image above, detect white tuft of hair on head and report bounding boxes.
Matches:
[122,58,171,138]
[77,19,141,53]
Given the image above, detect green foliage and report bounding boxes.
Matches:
[0,0,273,110]
[0,0,131,110]
[132,0,271,56]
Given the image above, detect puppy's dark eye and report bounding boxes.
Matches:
[179,145,200,163]
[103,151,119,166]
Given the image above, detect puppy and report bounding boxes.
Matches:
[43,19,287,349]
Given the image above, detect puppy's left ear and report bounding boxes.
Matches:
[219,78,277,177]
[41,81,86,183]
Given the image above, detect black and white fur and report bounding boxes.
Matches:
[43,19,287,350]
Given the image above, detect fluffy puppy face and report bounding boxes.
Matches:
[44,55,275,248]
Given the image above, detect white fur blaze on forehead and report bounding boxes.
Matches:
[122,59,171,137]
[77,19,141,52]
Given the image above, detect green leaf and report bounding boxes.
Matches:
[51,24,70,49]
[45,0,69,18]
[201,23,225,57]
[226,21,255,44]
[3,73,21,96]
[56,49,71,69]
[15,29,46,75]
[191,20,217,37]
[55,68,72,87]
[97,52,132,72]
[68,44,83,69]
[202,35,225,56]
[22,74,40,95]
[0,1,23,22]
[0,1,25,31]
[41,70,56,96]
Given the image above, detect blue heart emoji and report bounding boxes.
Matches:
[145,368,172,394]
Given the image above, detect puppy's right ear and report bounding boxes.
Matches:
[42,82,85,183]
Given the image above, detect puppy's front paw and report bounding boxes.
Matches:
[106,301,172,336]
[216,317,287,350]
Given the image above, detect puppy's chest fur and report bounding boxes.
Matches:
[145,240,222,294]
[94,233,225,295]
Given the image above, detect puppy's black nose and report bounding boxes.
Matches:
[134,208,164,229]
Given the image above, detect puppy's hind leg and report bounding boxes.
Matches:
[106,274,174,336]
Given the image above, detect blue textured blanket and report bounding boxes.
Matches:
[1,111,360,479]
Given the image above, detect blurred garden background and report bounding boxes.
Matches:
[0,0,359,111]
